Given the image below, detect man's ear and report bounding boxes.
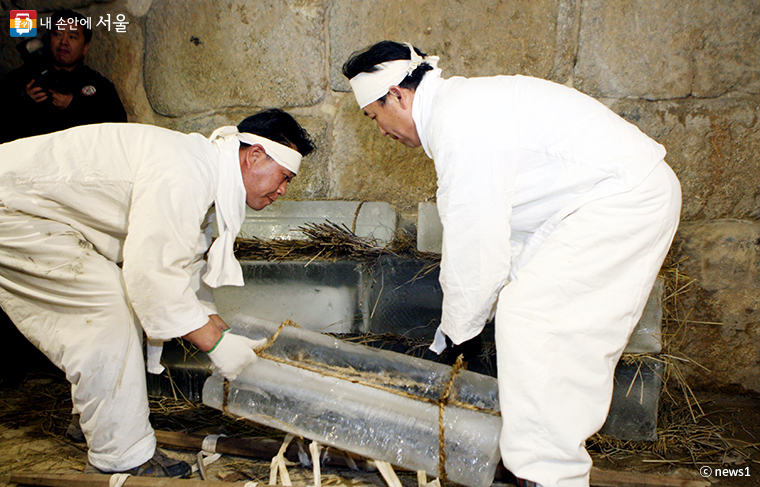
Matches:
[241,144,266,169]
[389,85,412,110]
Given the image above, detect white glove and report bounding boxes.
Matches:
[207,331,267,381]
[429,326,448,354]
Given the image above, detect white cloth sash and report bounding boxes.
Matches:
[203,130,247,288]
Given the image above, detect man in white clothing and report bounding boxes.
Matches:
[343,41,681,487]
[0,109,314,477]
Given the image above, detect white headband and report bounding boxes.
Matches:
[349,42,439,109]
[209,126,302,174]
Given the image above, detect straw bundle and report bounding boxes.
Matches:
[234,221,440,264]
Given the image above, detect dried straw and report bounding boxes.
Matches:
[234,221,440,266]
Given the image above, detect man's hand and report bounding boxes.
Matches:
[182,316,266,380]
[207,314,230,333]
[25,80,48,103]
[49,90,73,109]
[183,315,227,352]
[206,331,267,381]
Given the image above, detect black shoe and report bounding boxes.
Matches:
[66,414,86,443]
[85,448,192,478]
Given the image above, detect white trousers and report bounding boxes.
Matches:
[0,207,156,471]
[496,162,681,487]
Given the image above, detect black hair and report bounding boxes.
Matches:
[341,40,434,103]
[50,9,93,44]
[237,108,315,157]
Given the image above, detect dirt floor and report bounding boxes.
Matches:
[0,367,757,487]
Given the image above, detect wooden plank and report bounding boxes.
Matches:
[155,430,372,471]
[591,467,711,487]
[9,473,236,487]
[156,430,280,459]
[492,463,709,487]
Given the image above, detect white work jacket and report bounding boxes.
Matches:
[412,71,667,346]
[0,123,232,340]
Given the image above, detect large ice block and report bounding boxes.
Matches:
[202,316,502,487]
[237,200,398,246]
[146,338,210,402]
[624,278,664,354]
[599,358,664,441]
[417,202,443,254]
[367,255,444,340]
[212,260,369,334]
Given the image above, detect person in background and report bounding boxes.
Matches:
[0,109,314,477]
[0,8,127,143]
[343,40,681,487]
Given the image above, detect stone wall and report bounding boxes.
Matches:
[1,0,758,393]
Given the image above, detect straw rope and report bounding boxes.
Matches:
[243,321,499,416]
[437,354,465,483]
[222,379,230,416]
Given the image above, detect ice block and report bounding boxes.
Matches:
[213,260,369,334]
[236,200,398,246]
[202,316,502,487]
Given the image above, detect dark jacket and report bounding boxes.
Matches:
[0,62,127,143]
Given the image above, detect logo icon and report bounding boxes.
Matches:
[11,10,37,37]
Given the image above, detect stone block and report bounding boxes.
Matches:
[144,0,327,117]
[329,0,578,92]
[611,97,760,220]
[671,220,760,393]
[85,3,153,123]
[576,0,760,99]
[329,94,437,213]
[160,108,265,135]
[688,0,760,98]
[280,115,331,201]
[125,0,153,17]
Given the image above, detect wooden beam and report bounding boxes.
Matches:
[590,468,710,487]
[156,430,281,459]
[155,430,373,471]
[9,473,236,487]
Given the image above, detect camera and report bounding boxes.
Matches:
[15,37,64,94]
